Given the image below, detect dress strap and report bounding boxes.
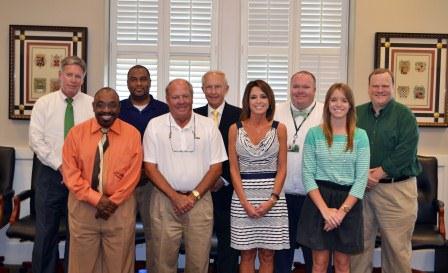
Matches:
[236,121,243,128]
[272,120,279,129]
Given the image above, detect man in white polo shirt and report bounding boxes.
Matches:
[143,79,227,273]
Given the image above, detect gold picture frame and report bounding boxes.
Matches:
[375,32,448,127]
[9,25,88,120]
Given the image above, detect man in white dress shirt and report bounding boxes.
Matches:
[29,56,94,273]
[274,71,327,273]
[143,79,227,273]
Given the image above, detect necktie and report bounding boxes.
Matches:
[64,98,74,138]
[292,109,308,118]
[91,129,109,192]
[212,109,219,127]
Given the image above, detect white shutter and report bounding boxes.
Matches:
[243,0,291,103]
[170,0,212,46]
[299,0,344,48]
[169,0,213,108]
[110,0,215,102]
[298,0,349,99]
[116,0,159,46]
[247,55,289,102]
[115,58,158,99]
[241,0,348,103]
[169,57,210,107]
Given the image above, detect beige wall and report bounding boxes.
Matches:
[0,0,447,155]
[0,0,106,147]
[349,0,448,155]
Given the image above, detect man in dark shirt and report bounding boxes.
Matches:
[119,65,168,271]
[351,68,421,273]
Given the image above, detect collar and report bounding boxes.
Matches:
[369,99,394,117]
[207,102,225,116]
[58,89,82,102]
[290,100,316,112]
[165,112,195,130]
[90,118,121,135]
[122,94,155,110]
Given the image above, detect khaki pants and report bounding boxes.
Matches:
[351,178,417,273]
[67,193,136,273]
[149,188,213,273]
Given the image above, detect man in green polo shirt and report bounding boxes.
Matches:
[351,68,421,273]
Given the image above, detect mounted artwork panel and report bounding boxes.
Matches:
[9,25,88,120]
[374,32,448,127]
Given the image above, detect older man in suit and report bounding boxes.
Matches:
[194,71,241,273]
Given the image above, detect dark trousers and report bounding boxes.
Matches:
[32,162,69,273]
[212,187,239,273]
[275,194,333,273]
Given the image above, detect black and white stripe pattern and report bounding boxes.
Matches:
[230,122,290,250]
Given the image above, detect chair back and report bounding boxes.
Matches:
[416,155,438,226]
[0,146,15,227]
[0,146,15,194]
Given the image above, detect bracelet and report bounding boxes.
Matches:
[341,205,351,213]
[270,192,280,201]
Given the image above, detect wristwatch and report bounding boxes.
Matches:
[191,190,201,201]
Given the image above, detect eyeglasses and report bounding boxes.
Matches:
[168,115,199,152]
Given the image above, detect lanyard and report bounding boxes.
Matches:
[290,101,316,143]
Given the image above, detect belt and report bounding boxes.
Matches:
[379,176,410,183]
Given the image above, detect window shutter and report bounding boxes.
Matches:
[298,0,348,99]
[241,0,348,103]
[116,0,159,46]
[244,0,291,103]
[169,57,210,107]
[110,0,215,104]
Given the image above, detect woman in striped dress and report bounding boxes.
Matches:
[228,80,289,273]
[297,83,370,273]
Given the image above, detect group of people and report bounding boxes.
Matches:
[28,55,421,273]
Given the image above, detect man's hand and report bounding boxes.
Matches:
[210,177,225,192]
[170,193,195,215]
[95,195,118,220]
[367,167,385,189]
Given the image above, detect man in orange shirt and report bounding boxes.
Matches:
[62,87,142,273]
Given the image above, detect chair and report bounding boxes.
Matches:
[0,146,15,229]
[412,155,447,273]
[375,155,447,272]
[6,155,67,242]
[0,146,15,269]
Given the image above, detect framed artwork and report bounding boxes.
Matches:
[9,25,88,120]
[374,32,448,127]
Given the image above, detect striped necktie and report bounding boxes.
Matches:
[91,129,109,192]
